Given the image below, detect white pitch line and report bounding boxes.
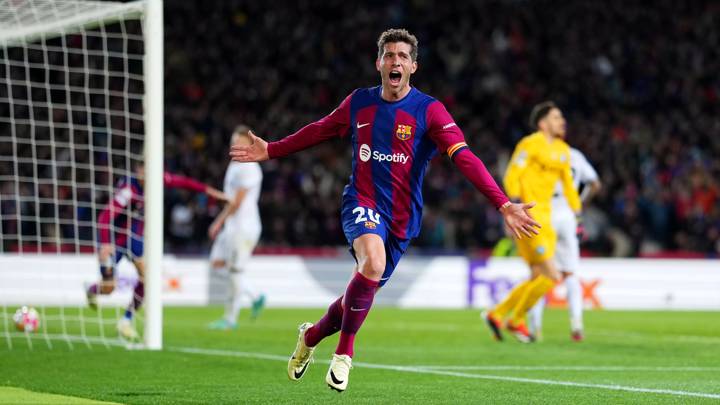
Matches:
[594,331,720,344]
[168,346,720,400]
[412,365,720,372]
[172,346,289,362]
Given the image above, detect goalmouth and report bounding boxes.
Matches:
[0,0,164,350]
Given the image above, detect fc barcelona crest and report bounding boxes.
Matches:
[396,124,413,141]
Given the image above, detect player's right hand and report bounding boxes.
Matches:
[499,202,541,239]
[229,130,269,162]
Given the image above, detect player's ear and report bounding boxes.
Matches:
[411,61,418,74]
[375,58,381,72]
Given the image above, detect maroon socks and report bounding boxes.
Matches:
[304,295,344,347]
[131,281,145,311]
[302,272,379,357]
[335,272,378,357]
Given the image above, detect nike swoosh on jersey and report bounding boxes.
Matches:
[349,307,367,312]
[356,122,370,129]
[442,122,457,129]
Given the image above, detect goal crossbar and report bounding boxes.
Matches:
[0,0,145,45]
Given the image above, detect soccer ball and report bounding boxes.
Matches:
[13,306,41,332]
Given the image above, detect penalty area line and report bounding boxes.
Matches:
[168,346,720,400]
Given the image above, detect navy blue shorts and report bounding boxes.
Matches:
[341,200,410,287]
[114,236,144,264]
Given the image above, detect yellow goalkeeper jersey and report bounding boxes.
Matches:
[503,131,581,215]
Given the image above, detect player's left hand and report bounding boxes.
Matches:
[229,130,269,162]
[499,202,541,239]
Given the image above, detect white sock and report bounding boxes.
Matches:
[224,271,245,324]
[241,283,257,303]
[565,274,583,331]
[233,267,258,301]
[529,296,545,335]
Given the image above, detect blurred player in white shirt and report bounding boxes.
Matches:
[208,125,265,330]
[529,147,601,341]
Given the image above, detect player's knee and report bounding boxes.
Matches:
[358,254,385,280]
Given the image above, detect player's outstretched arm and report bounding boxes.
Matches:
[230,92,354,162]
[451,149,541,238]
[424,100,540,238]
[229,131,269,162]
[499,201,541,239]
[163,172,229,202]
[205,186,230,204]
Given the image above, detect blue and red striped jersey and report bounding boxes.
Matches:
[344,86,466,239]
[268,86,509,240]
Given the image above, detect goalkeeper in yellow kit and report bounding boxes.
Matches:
[483,101,582,343]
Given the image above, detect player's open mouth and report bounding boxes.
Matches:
[389,71,402,85]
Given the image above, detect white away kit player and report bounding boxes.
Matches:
[529,147,601,341]
[208,125,266,330]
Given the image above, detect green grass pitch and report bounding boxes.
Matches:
[2,307,720,404]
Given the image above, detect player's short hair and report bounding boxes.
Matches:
[377,28,418,61]
[529,101,558,129]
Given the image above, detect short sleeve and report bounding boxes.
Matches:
[236,165,262,189]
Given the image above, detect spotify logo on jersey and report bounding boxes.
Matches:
[358,144,410,164]
[359,144,372,162]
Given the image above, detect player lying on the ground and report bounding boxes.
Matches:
[483,101,582,343]
[230,28,540,392]
[87,164,227,340]
[207,126,266,330]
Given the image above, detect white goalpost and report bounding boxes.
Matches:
[142,0,162,351]
[0,0,163,350]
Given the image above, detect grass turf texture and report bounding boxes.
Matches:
[0,387,121,404]
[2,307,719,404]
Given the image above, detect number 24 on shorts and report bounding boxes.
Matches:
[353,207,381,225]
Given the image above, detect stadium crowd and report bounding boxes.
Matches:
[2,0,718,256]
[161,0,718,256]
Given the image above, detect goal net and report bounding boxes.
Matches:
[0,0,163,350]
